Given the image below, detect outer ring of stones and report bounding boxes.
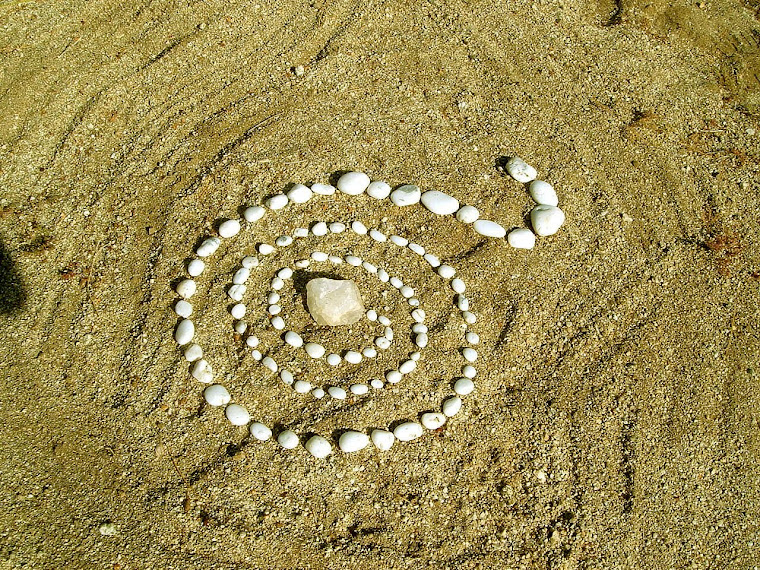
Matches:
[174,161,559,458]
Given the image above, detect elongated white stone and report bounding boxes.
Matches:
[451,278,466,294]
[394,422,423,442]
[473,219,506,238]
[287,184,313,203]
[293,228,309,238]
[506,156,537,183]
[399,360,416,374]
[442,396,462,417]
[187,259,205,277]
[234,320,245,335]
[271,316,285,330]
[386,370,402,384]
[345,255,361,266]
[250,422,272,441]
[377,268,390,282]
[196,237,221,257]
[423,253,440,267]
[456,205,480,224]
[225,403,250,426]
[390,234,409,246]
[463,311,476,324]
[339,431,370,452]
[175,300,192,318]
[508,228,536,249]
[192,359,213,383]
[408,243,425,256]
[262,356,278,372]
[281,370,294,385]
[294,259,310,269]
[378,315,391,326]
[219,219,241,238]
[363,347,377,358]
[350,384,368,395]
[277,430,299,449]
[529,180,558,206]
[412,323,428,334]
[371,429,395,451]
[243,206,265,222]
[294,380,312,393]
[175,319,194,345]
[421,190,460,215]
[366,180,391,199]
[328,386,347,399]
[421,412,446,430]
[233,267,250,284]
[311,251,328,262]
[369,229,387,242]
[531,205,566,236]
[176,279,196,299]
[204,385,231,407]
[337,172,370,195]
[285,331,303,348]
[390,184,421,206]
[305,343,326,358]
[311,183,336,195]
[266,194,288,210]
[454,377,475,395]
[330,255,343,265]
[415,333,428,348]
[275,235,293,247]
[305,435,332,458]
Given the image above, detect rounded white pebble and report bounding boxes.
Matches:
[463,311,477,324]
[251,350,262,360]
[377,268,390,282]
[176,279,196,299]
[350,384,369,395]
[326,353,342,366]
[394,422,424,442]
[271,277,284,290]
[390,184,421,206]
[457,295,469,311]
[337,171,370,195]
[384,327,394,341]
[351,221,368,235]
[345,255,361,266]
[268,292,280,304]
[508,228,536,249]
[287,183,313,203]
[410,351,421,361]
[262,357,278,373]
[305,343,326,358]
[463,365,477,378]
[529,180,558,206]
[399,360,416,374]
[175,300,192,318]
[311,251,328,262]
[370,378,384,389]
[344,351,362,364]
[442,396,462,417]
[411,309,426,323]
[294,380,312,393]
[390,277,403,289]
[369,229,387,242]
[293,228,309,238]
[454,377,475,395]
[531,205,566,236]
[228,284,246,301]
[378,315,391,327]
[233,267,250,284]
[466,331,480,344]
[329,255,344,264]
[204,385,231,407]
[390,234,409,246]
[363,347,378,358]
[339,431,370,452]
[375,336,391,350]
[225,404,250,426]
[187,259,205,277]
[473,219,506,238]
[246,335,259,348]
[277,430,299,449]
[328,386,347,399]
[275,235,293,247]
[218,219,241,238]
[415,333,429,348]
[277,267,293,279]
[506,156,537,183]
[371,429,395,451]
[366,180,391,199]
[191,359,213,383]
[329,222,346,233]
[408,243,425,256]
[424,253,440,267]
[243,206,265,222]
[456,205,480,224]
[294,259,310,268]
[285,331,303,348]
[259,243,275,256]
[438,264,455,278]
[230,303,246,319]
[271,316,285,330]
[366,309,378,321]
[311,183,336,195]
[400,286,414,299]
[421,412,446,430]
[412,323,428,334]
[462,348,478,362]
[250,422,272,441]
[281,370,294,385]
[311,221,328,236]
[421,190,460,215]
[363,261,378,273]
[451,278,466,294]
[312,387,325,399]
[175,319,195,345]
[305,435,332,458]
[242,256,259,269]
[386,370,402,384]
[196,237,221,257]
[266,194,288,210]
[184,344,203,362]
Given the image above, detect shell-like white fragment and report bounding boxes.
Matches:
[204,385,231,407]
[243,206,265,222]
[366,181,391,199]
[390,184,421,206]
[463,311,477,324]
[277,430,299,449]
[350,384,369,395]
[529,180,558,206]
[371,429,395,451]
[390,276,403,289]
[287,183,313,203]
[192,359,213,383]
[184,344,203,362]
[384,326,394,341]
[338,431,370,452]
[218,219,241,238]
[285,331,303,348]
[176,279,196,299]
[412,323,428,334]
[344,351,362,364]
[454,377,475,395]
[351,221,368,235]
[266,194,288,210]
[457,295,469,311]
[389,234,409,246]
[328,386,347,400]
[329,222,346,233]
[311,221,328,236]
[386,370,402,384]
[242,256,259,269]
[442,396,462,417]
[506,156,537,183]
[187,259,205,277]
[305,435,332,458]
[175,319,195,345]
[230,303,246,319]
[530,205,566,237]
[225,404,250,426]
[393,422,424,442]
[473,219,506,238]
[250,422,272,441]
[294,259,310,269]
[410,351,421,361]
[508,228,536,249]
[196,237,221,257]
[326,353,341,366]
[421,190,460,215]
[305,343,326,358]
[294,380,312,393]
[421,412,446,430]
[311,183,336,195]
[438,264,455,278]
[293,228,309,238]
[329,255,343,264]
[175,300,192,318]
[369,229,387,242]
[451,278,466,294]
[411,309,426,323]
[456,205,480,224]
[337,171,370,195]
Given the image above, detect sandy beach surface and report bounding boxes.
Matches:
[1,0,759,568]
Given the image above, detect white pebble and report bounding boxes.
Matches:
[305,435,332,458]
[187,259,205,277]
[410,351,421,361]
[203,385,231,407]
[377,268,390,282]
[399,360,416,374]
[370,230,387,243]
[457,295,469,311]
[400,286,414,298]
[363,347,378,358]
[246,335,259,348]
[344,351,362,364]
[378,315,391,326]
[326,353,342,366]
[311,183,336,195]
[312,388,325,399]
[285,331,303,348]
[328,386,347,399]
[462,348,478,362]
[466,332,480,344]
[250,422,272,441]
[251,350,262,360]
[175,300,192,318]
[339,431,370,452]
[262,357,278,373]
[530,205,566,236]
[271,277,284,290]
[456,205,480,224]
[390,234,409,246]
[508,228,536,249]
[411,309,426,322]
[451,278,466,294]
[421,412,446,430]
[408,243,425,256]
[375,336,391,350]
[218,219,241,238]
[438,264,455,278]
[329,255,343,264]
[393,422,423,441]
[350,384,369,395]
[390,276,403,289]
[233,267,250,284]
[258,243,274,255]
[386,370,402,384]
[196,237,221,257]
[337,171,370,195]
[275,235,293,247]
[423,253,440,267]
[175,319,194,345]
[421,190,460,215]
[371,429,395,451]
[266,194,288,210]
[370,378,384,389]
[473,219,506,238]
[305,343,326,358]
[228,284,246,301]
[454,377,475,395]
[311,221,328,236]
[366,309,378,321]
[281,370,294,385]
[231,303,246,319]
[463,365,477,378]
[277,267,293,279]
[268,292,280,304]
[243,206,265,222]
[184,344,203,362]
[311,251,328,262]
[506,156,537,183]
[351,221,368,235]
[366,180,391,199]
[415,333,429,348]
[271,316,285,330]
[242,256,259,269]
[529,180,558,206]
[225,404,250,426]
[277,430,299,449]
[192,359,213,383]
[287,183,313,203]
[293,228,309,238]
[345,255,362,266]
[294,259,310,269]
[463,311,477,324]
[329,222,346,233]
[412,323,428,334]
[294,380,312,393]
[176,279,196,299]
[442,396,462,417]
[384,326,394,340]
[390,184,421,206]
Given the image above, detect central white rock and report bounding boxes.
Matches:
[306,278,365,326]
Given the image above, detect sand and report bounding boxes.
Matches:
[1,0,759,568]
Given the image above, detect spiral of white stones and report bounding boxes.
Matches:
[173,157,565,458]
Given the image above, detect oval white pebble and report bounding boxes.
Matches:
[366,180,391,199]
[287,183,313,203]
[473,219,506,238]
[466,331,480,344]
[175,300,192,318]
[462,348,478,362]
[192,359,213,383]
[294,380,312,393]
[377,269,390,282]
[293,228,309,238]
[400,285,414,298]
[421,190,460,215]
[312,387,325,399]
[451,278,466,293]
[242,256,259,269]
[262,356,278,373]
[196,237,221,257]
[463,311,477,324]
[174,319,194,345]
[351,221,368,235]
[203,384,231,407]
[305,343,326,358]
[375,337,391,350]
[390,234,409,246]
[371,429,395,451]
[176,279,196,299]
[421,412,446,430]
[271,277,284,290]
[337,171,370,195]
[328,386,347,399]
[305,435,332,458]
[231,303,246,319]
[456,205,480,224]
[463,365,477,378]
[271,316,285,330]
[250,422,272,441]
[246,335,259,348]
[228,284,246,301]
[438,264,455,278]
[442,396,462,417]
[412,323,428,334]
[410,351,421,361]
[506,156,537,183]
[386,370,402,384]
[369,229,387,242]
[394,422,424,442]
[184,344,203,362]
[329,222,346,233]
[233,267,250,284]
[275,235,293,247]
[225,404,250,426]
[294,259,310,269]
[363,347,378,358]
[424,253,440,267]
[415,333,429,348]
[399,360,416,374]
[411,309,425,322]
[350,384,369,395]
[266,194,288,210]
[454,377,475,395]
[529,180,558,206]
[508,228,536,250]
[366,309,378,321]
[390,184,421,206]
[268,292,280,305]
[277,267,293,279]
[258,243,274,255]
[311,221,328,236]
[408,243,425,256]
[187,259,205,277]
[281,369,294,385]
[345,255,361,266]
[339,431,370,452]
[311,251,328,262]
[329,255,344,265]
[530,205,566,237]
[326,353,342,366]
[370,378,384,389]
[243,206,265,222]
[277,430,299,449]
[218,219,241,238]
[311,183,336,195]
[344,351,362,364]
[285,331,303,348]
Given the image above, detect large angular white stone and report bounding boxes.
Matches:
[306,278,365,326]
